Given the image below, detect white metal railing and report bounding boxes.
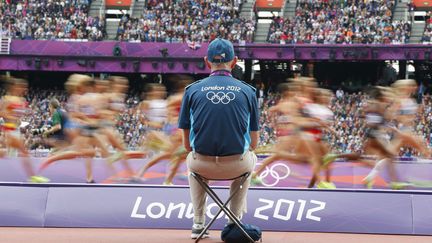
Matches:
[249,0,257,19]
[0,37,11,55]
[129,0,136,17]
[99,0,106,19]
[55,39,89,42]
[404,7,408,22]
[280,0,287,18]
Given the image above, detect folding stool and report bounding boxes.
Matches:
[190,171,255,243]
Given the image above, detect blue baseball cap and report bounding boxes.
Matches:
[207,38,235,63]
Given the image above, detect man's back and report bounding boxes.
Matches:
[179,74,258,156]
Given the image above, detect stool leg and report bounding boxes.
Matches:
[192,173,255,243]
[193,172,250,223]
[203,185,255,243]
[201,173,250,227]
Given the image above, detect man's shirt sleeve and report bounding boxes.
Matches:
[178,89,191,129]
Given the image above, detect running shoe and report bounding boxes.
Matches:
[322,153,338,167]
[28,175,50,183]
[410,180,432,188]
[111,177,132,183]
[250,176,263,186]
[147,139,170,152]
[128,177,146,184]
[107,151,124,164]
[362,178,374,189]
[163,181,173,185]
[48,147,59,155]
[390,182,411,190]
[191,224,209,239]
[254,145,273,154]
[173,147,188,157]
[317,181,336,189]
[177,174,188,181]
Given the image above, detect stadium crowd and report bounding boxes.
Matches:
[0,0,105,41]
[327,90,366,154]
[268,0,411,44]
[116,0,255,43]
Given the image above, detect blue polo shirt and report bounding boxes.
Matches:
[178,73,259,156]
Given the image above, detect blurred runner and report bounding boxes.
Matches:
[0,77,49,183]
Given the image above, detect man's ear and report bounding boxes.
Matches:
[230,56,238,69]
[204,56,212,69]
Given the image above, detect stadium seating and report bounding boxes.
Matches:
[0,0,105,41]
[115,0,255,43]
[267,0,411,44]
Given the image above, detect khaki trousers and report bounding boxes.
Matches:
[187,151,257,224]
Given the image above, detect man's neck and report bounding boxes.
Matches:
[210,68,232,73]
[210,69,233,77]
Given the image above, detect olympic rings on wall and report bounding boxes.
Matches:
[257,163,291,187]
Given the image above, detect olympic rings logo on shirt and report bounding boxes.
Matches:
[257,162,291,187]
[206,91,236,104]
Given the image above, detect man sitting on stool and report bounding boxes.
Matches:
[178,38,259,239]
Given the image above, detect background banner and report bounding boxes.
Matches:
[412,194,432,234]
[0,186,48,226]
[1,184,431,235]
[44,186,414,234]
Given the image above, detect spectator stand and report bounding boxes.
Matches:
[113,0,256,44]
[0,0,105,41]
[253,0,286,43]
[410,1,432,43]
[266,0,411,44]
[104,0,133,40]
[421,11,432,43]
